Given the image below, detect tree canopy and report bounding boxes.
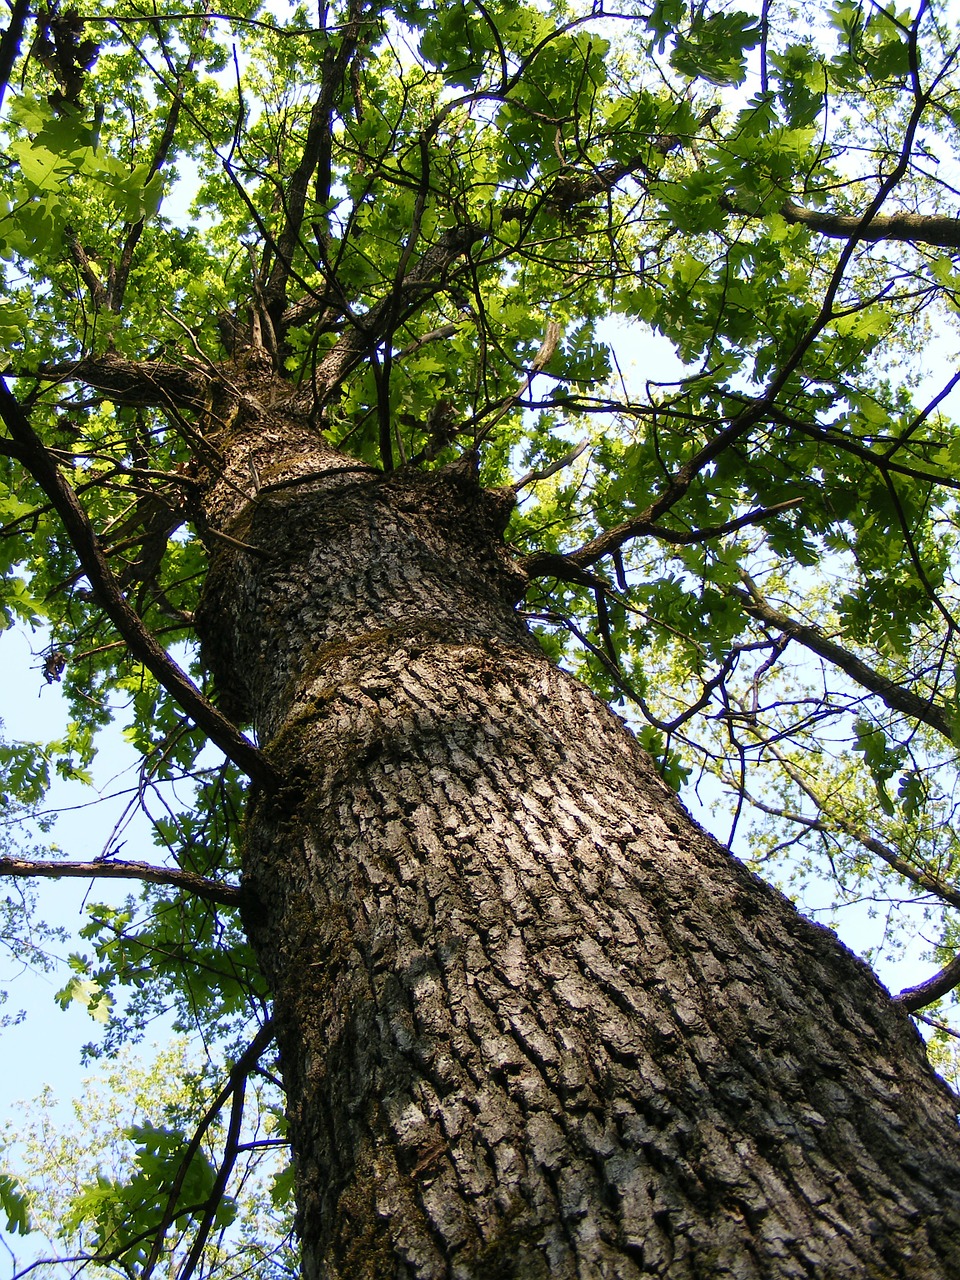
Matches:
[4,0,960,1271]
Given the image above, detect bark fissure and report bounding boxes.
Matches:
[190,398,960,1278]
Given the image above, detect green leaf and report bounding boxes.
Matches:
[671,11,762,85]
[0,1172,31,1235]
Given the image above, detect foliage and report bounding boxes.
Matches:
[0,741,69,1030]
[2,0,960,1271]
[0,1040,294,1279]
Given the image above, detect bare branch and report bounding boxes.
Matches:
[730,573,955,743]
[0,856,242,907]
[394,323,460,361]
[515,439,589,490]
[780,198,960,249]
[895,954,960,1011]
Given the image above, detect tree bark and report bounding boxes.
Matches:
[194,379,960,1279]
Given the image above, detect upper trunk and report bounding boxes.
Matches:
[195,386,960,1279]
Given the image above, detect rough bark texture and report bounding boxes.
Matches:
[195,383,960,1279]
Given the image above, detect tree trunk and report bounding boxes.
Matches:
[195,383,960,1279]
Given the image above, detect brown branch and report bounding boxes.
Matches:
[652,498,805,544]
[30,353,210,411]
[172,1042,249,1280]
[0,380,275,789]
[524,495,803,581]
[730,574,954,743]
[472,318,562,443]
[744,784,960,915]
[278,296,342,333]
[109,9,212,313]
[765,400,960,493]
[515,438,589,490]
[394,322,459,360]
[300,223,484,406]
[264,0,367,318]
[0,856,242,907]
[0,0,30,110]
[739,779,960,1015]
[560,415,762,568]
[780,198,960,249]
[64,227,109,309]
[758,9,931,401]
[895,954,960,1011]
[912,1011,960,1038]
[543,105,720,210]
[139,1019,275,1280]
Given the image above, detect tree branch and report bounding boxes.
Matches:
[0,856,242,907]
[139,1019,275,1280]
[740,780,960,915]
[64,227,109,308]
[895,954,960,1011]
[29,353,210,411]
[730,573,955,743]
[515,438,589,489]
[109,8,213,313]
[394,322,459,360]
[523,496,803,580]
[780,198,960,249]
[0,380,275,789]
[299,223,484,407]
[264,0,368,320]
[0,0,30,111]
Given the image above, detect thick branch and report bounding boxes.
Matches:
[730,575,954,743]
[515,438,589,490]
[0,380,275,789]
[0,0,30,110]
[31,353,209,411]
[895,954,960,1011]
[781,198,960,249]
[264,0,366,318]
[300,224,483,406]
[394,322,459,360]
[0,856,242,907]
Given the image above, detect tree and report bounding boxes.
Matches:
[3,0,960,1273]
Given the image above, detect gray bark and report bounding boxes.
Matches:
[194,379,960,1279]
